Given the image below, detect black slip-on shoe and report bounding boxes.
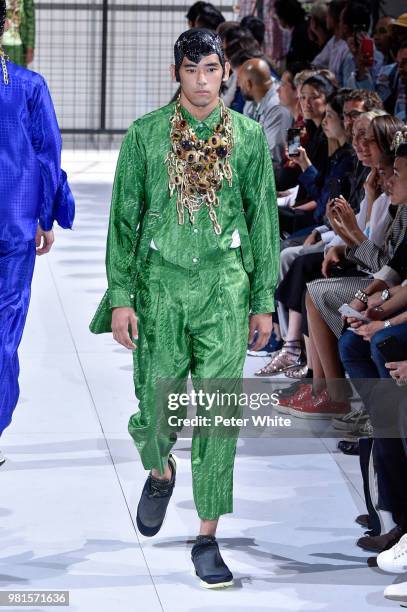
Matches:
[357,526,402,553]
[191,536,234,589]
[136,454,177,537]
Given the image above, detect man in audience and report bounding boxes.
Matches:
[238,57,292,180]
[312,0,348,83]
[373,15,395,65]
[194,4,225,30]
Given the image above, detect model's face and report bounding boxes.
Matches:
[322,103,345,140]
[278,71,297,107]
[300,85,326,122]
[397,48,407,83]
[388,157,407,205]
[173,54,229,109]
[343,100,365,138]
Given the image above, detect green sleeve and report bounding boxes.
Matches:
[23,0,36,49]
[106,123,145,308]
[241,125,280,314]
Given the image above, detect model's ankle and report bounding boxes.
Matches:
[151,464,171,480]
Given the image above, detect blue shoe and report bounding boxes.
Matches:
[247,331,283,357]
[136,454,177,537]
[191,536,234,589]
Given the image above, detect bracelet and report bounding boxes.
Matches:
[354,289,368,305]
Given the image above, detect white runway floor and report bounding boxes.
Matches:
[0,152,400,611]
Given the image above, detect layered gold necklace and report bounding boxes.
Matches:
[166,97,233,235]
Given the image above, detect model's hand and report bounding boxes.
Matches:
[25,48,34,65]
[248,314,273,352]
[386,360,407,386]
[35,226,54,255]
[112,307,138,350]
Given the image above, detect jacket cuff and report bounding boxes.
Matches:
[108,289,134,309]
[250,294,275,315]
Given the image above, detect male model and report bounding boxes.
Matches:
[91,28,279,588]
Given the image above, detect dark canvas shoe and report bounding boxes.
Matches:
[136,454,177,537]
[191,536,234,589]
[357,526,402,553]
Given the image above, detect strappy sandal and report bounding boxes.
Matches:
[285,365,309,379]
[255,344,304,377]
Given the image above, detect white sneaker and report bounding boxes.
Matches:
[384,581,407,606]
[0,451,5,466]
[378,533,407,573]
[332,407,368,431]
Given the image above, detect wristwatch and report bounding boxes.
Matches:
[355,289,368,305]
[384,320,392,329]
[381,288,390,302]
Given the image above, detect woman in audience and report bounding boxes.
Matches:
[292,119,407,414]
[274,0,319,64]
[279,74,334,237]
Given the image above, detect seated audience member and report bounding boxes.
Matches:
[186,1,207,27]
[194,3,225,30]
[237,58,292,179]
[350,39,407,121]
[312,0,349,84]
[302,127,407,412]
[240,15,265,48]
[278,74,334,237]
[308,2,330,56]
[338,1,384,88]
[373,15,395,65]
[278,61,313,126]
[274,0,319,64]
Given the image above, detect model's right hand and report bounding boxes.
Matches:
[111,307,138,350]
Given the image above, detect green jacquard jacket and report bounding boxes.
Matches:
[90,101,280,334]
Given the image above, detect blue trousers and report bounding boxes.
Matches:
[339,325,407,530]
[0,241,36,437]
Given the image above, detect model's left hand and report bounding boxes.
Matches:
[35,226,55,255]
[353,320,384,341]
[26,48,34,65]
[248,314,273,352]
[386,360,407,386]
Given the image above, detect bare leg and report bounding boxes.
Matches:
[307,327,327,395]
[151,463,172,480]
[306,292,347,402]
[200,518,219,536]
[286,310,303,342]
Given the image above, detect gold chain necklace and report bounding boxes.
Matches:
[166,97,233,235]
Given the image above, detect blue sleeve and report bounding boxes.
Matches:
[298,165,321,201]
[30,77,75,230]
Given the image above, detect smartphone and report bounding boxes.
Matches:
[376,336,406,363]
[287,128,301,157]
[360,37,374,68]
[329,177,342,200]
[338,303,371,322]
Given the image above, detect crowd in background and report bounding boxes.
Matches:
[186,1,407,605]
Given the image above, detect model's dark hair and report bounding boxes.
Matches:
[240,16,265,45]
[274,0,305,27]
[371,115,405,158]
[0,0,6,38]
[174,28,225,81]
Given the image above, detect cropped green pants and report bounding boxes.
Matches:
[128,248,250,520]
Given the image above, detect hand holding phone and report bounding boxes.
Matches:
[287,128,301,157]
[338,303,371,322]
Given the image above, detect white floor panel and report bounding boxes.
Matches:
[0,159,397,611]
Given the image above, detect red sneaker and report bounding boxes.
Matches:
[289,389,349,419]
[276,384,313,415]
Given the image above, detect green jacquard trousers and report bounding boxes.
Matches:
[128,248,250,520]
